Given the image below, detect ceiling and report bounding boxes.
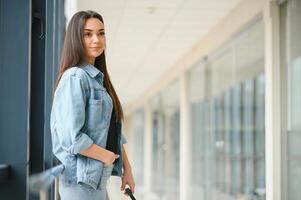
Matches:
[71,0,243,107]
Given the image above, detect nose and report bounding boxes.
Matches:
[92,34,99,43]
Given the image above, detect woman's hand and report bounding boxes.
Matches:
[121,166,135,195]
[79,144,119,165]
[103,150,119,166]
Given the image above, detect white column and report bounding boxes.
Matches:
[264,1,282,200]
[143,102,153,198]
[180,71,191,200]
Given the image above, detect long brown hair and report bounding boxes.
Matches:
[54,10,123,121]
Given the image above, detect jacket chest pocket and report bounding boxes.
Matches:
[85,89,112,131]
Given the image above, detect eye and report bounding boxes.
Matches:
[99,32,105,36]
[84,32,92,37]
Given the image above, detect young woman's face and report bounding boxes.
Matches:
[83,18,106,64]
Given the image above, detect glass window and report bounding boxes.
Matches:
[130,109,145,187]
[242,79,255,194]
[254,74,265,198]
[151,80,180,200]
[214,96,225,191]
[188,18,264,200]
[150,94,166,197]
[224,90,232,193]
[231,84,243,195]
[280,0,301,199]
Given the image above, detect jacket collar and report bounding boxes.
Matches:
[79,63,104,79]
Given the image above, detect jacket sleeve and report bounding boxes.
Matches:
[52,73,93,155]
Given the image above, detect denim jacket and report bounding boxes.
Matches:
[50,63,127,190]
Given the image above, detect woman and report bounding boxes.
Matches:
[50,10,135,199]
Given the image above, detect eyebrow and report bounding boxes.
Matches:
[84,29,104,32]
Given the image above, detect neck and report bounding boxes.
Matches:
[87,57,95,65]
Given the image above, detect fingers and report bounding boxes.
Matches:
[111,154,119,164]
[120,178,126,191]
[109,154,119,164]
[121,181,135,194]
[130,183,135,193]
[104,154,119,166]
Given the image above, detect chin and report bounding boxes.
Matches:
[89,53,101,58]
[91,51,104,57]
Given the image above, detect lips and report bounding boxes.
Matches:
[90,47,102,52]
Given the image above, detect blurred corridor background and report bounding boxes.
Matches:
[1,0,301,199]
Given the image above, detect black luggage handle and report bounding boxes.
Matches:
[125,188,136,200]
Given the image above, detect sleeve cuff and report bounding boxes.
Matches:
[68,132,93,154]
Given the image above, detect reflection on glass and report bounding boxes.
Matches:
[130,109,145,187]
[231,84,243,195]
[191,102,204,198]
[151,80,180,200]
[152,110,165,197]
[213,96,225,191]
[189,75,265,200]
[242,79,255,194]
[254,74,265,198]
[281,0,301,199]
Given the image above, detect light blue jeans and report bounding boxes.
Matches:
[59,164,114,200]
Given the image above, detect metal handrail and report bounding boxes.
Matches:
[38,177,60,200]
[39,190,47,200]
[54,177,60,200]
